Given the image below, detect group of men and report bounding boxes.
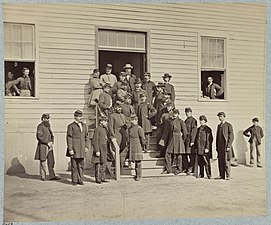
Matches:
[34,63,264,185]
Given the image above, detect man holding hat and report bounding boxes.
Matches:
[216,112,234,180]
[163,73,175,103]
[92,116,110,184]
[123,63,137,94]
[243,117,264,168]
[100,64,117,88]
[35,113,60,181]
[66,110,89,185]
[142,72,156,105]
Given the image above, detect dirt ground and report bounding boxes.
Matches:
[3,162,267,223]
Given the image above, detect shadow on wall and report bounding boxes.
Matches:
[6,157,26,175]
[235,130,248,165]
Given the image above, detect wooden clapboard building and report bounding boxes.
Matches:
[3,3,266,176]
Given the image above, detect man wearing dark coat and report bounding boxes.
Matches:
[98,83,113,117]
[216,112,234,180]
[142,72,156,105]
[66,110,89,186]
[163,73,175,103]
[92,116,110,184]
[195,115,213,179]
[124,63,137,94]
[204,76,224,99]
[184,107,198,174]
[132,78,147,115]
[128,115,146,181]
[243,117,264,167]
[34,113,60,181]
[159,109,188,175]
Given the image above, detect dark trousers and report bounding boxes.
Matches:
[135,160,142,178]
[158,145,166,157]
[165,152,182,173]
[182,154,196,172]
[71,158,84,183]
[120,147,129,168]
[218,149,231,179]
[198,154,211,178]
[40,150,56,179]
[95,163,106,182]
[250,139,261,166]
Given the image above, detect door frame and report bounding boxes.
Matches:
[95,26,150,73]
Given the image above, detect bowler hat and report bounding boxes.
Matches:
[217,112,226,117]
[106,64,112,68]
[163,73,172,78]
[74,110,83,117]
[41,113,50,120]
[123,63,133,69]
[135,78,142,84]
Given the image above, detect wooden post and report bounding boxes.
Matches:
[111,138,120,181]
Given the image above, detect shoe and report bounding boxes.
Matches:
[135,177,140,181]
[41,178,46,181]
[174,170,180,176]
[207,176,211,179]
[77,181,84,185]
[72,182,77,186]
[96,181,101,184]
[215,176,223,180]
[50,176,61,181]
[186,171,191,175]
[101,180,109,183]
[161,170,170,174]
[226,177,230,180]
[257,165,262,168]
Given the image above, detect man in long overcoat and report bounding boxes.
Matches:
[142,72,156,105]
[35,113,60,181]
[184,107,198,174]
[163,73,175,103]
[66,110,89,185]
[124,63,137,94]
[92,116,110,183]
[159,109,188,175]
[216,112,234,180]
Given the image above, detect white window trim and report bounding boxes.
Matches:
[4,21,39,100]
[198,32,229,102]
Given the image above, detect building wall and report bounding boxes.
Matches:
[3,3,266,173]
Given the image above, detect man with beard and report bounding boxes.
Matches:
[34,113,60,181]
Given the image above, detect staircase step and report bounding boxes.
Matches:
[142,151,162,159]
[121,168,176,178]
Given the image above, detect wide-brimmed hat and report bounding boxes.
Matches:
[163,73,172,78]
[106,64,112,68]
[123,63,133,69]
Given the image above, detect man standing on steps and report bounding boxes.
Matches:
[215,112,234,180]
[66,110,89,186]
[100,64,117,89]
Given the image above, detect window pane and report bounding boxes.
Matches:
[13,24,22,42]
[217,54,224,68]
[23,43,34,59]
[13,43,22,58]
[201,37,208,53]
[99,32,108,46]
[23,25,33,43]
[135,33,145,49]
[118,32,126,47]
[4,42,12,58]
[127,33,136,48]
[108,32,117,47]
[208,39,216,53]
[217,39,224,53]
[201,53,208,67]
[209,54,216,67]
[4,24,12,41]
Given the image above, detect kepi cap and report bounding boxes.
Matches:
[41,113,50,120]
[163,73,172,78]
[74,110,83,117]
[217,112,226,117]
[106,64,112,68]
[185,107,192,113]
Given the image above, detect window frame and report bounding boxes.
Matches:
[4,21,39,100]
[198,33,229,102]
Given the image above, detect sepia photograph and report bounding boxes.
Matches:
[2,1,268,223]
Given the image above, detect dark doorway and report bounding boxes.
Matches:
[99,51,146,80]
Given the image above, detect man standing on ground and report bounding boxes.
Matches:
[216,112,234,180]
[34,113,60,181]
[66,110,89,186]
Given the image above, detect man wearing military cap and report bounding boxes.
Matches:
[66,110,89,185]
[34,113,60,181]
[132,78,147,115]
[100,64,117,88]
[98,83,113,117]
[112,71,127,101]
[216,112,234,180]
[163,73,175,103]
[142,72,156,105]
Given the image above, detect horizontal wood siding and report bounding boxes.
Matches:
[3,3,266,172]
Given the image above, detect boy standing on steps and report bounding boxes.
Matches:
[243,117,264,168]
[128,115,146,181]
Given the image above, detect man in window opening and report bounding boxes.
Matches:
[123,63,137,94]
[204,76,224,99]
[100,64,117,88]
[5,72,20,96]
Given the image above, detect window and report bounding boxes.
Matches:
[4,23,35,97]
[200,37,226,100]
